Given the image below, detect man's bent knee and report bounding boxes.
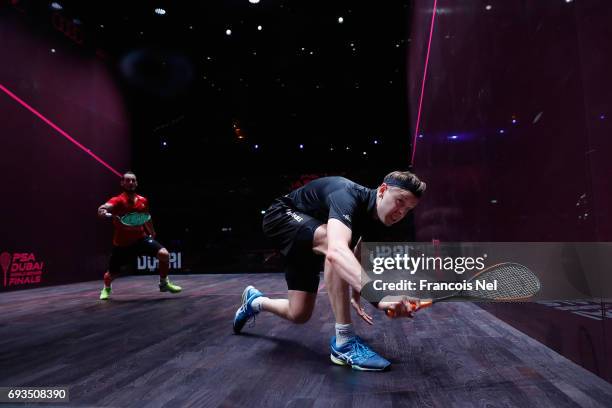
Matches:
[313,224,328,256]
[157,248,170,261]
[290,310,313,324]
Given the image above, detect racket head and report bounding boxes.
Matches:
[463,262,541,301]
[119,212,151,227]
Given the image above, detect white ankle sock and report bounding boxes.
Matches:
[335,323,355,346]
[251,296,268,312]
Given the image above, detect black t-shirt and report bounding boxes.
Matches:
[284,177,407,245]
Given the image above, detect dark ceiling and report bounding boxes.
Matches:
[8,0,415,178]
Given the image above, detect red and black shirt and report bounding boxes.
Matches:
[106,192,150,247]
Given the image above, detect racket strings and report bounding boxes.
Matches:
[121,213,150,226]
[464,263,540,300]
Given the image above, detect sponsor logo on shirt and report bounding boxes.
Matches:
[286,210,304,223]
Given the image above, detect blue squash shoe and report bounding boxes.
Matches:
[330,336,391,371]
[233,285,264,334]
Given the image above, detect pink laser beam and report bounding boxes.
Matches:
[410,0,438,167]
[0,83,122,177]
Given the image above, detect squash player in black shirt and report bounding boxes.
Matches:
[233,171,426,371]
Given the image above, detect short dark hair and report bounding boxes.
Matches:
[383,170,426,197]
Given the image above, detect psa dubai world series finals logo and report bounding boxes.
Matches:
[1,251,45,287]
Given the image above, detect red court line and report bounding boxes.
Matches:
[410,0,438,166]
[0,82,122,177]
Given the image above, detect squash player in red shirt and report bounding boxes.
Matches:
[97,171,182,300]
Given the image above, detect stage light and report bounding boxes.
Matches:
[226,29,232,36]
[299,144,304,149]
[249,0,260,3]
[374,140,379,144]
[533,112,543,123]
[485,5,492,10]
[261,210,266,214]
[50,2,63,10]
[154,8,166,16]
[512,119,517,124]
[257,25,263,31]
[338,17,344,23]
[499,129,505,134]
[51,48,56,53]
[254,144,259,149]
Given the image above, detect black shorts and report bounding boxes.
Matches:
[263,198,325,293]
[109,237,164,274]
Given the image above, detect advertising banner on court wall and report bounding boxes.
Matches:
[360,242,612,304]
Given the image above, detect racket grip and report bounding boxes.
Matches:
[419,299,433,309]
[385,299,423,318]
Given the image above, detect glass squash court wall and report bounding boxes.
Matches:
[409,0,612,382]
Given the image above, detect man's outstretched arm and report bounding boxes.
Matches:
[326,218,416,317]
[325,218,363,292]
